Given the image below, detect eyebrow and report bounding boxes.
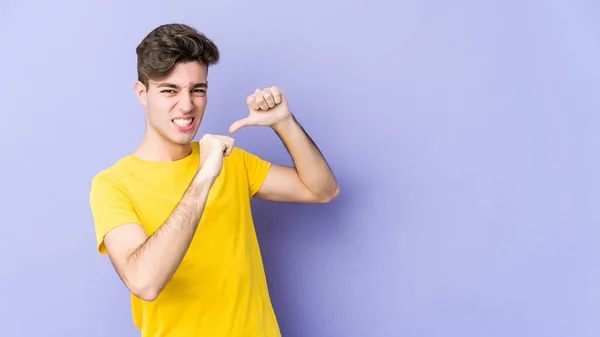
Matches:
[155,82,208,89]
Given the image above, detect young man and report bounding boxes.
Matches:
[89,23,339,337]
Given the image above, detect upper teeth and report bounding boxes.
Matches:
[173,119,193,126]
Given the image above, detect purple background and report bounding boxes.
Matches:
[2,0,600,336]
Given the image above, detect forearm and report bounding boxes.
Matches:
[272,115,339,198]
[126,170,215,300]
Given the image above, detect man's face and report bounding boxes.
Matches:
[136,61,208,145]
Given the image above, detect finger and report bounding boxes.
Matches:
[222,137,234,148]
[270,86,282,105]
[199,134,212,146]
[254,90,270,110]
[216,137,230,149]
[246,95,261,111]
[223,141,234,156]
[224,137,235,156]
[262,88,275,108]
[214,136,234,149]
[214,135,233,141]
[229,117,251,133]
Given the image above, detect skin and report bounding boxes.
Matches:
[102,60,339,302]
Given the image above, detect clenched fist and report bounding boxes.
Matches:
[229,86,293,133]
[198,134,235,179]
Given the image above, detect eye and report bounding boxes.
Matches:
[160,89,176,94]
[192,89,207,96]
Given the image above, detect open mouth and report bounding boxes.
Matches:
[172,117,195,131]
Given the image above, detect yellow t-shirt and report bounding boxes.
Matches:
[89,142,281,337]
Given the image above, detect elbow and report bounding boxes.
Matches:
[134,286,160,302]
[132,283,161,302]
[126,275,162,302]
[317,184,340,203]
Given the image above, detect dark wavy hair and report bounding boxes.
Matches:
[135,23,220,87]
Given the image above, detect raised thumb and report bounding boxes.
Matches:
[229,117,250,133]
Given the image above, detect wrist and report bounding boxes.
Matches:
[271,114,296,133]
[194,168,218,185]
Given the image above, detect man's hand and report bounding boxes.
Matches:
[198,134,235,179]
[229,86,293,133]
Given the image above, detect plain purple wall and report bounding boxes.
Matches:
[2,0,600,336]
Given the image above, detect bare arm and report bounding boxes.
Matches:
[228,86,339,203]
[103,171,215,302]
[101,134,234,302]
[255,115,340,203]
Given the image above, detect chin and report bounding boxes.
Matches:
[169,134,197,145]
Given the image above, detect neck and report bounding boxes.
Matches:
[133,130,192,162]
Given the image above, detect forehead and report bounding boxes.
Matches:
[152,61,208,87]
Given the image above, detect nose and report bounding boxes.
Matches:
[178,93,194,113]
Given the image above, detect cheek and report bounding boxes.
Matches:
[194,97,208,109]
[148,96,176,114]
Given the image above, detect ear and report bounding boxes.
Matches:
[134,81,148,107]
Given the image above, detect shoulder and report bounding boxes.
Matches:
[223,146,250,165]
[90,157,136,197]
[227,146,271,172]
[229,146,250,160]
[228,146,269,164]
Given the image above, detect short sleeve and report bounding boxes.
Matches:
[89,173,141,255]
[235,147,272,197]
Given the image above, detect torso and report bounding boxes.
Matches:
[103,142,280,337]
